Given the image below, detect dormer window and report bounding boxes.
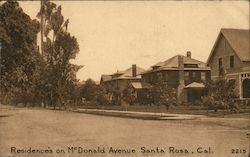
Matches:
[152,66,160,70]
[184,64,198,68]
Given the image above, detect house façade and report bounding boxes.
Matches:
[207,28,250,99]
[141,51,211,104]
[100,65,145,105]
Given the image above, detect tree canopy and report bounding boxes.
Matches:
[0,0,41,104]
[0,0,82,108]
[37,0,82,108]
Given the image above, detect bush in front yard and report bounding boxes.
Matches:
[203,77,240,112]
[80,79,109,105]
[150,81,177,110]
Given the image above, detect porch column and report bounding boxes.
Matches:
[239,74,242,99]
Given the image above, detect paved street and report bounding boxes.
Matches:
[0,105,249,157]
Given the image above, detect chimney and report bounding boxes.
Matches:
[186,51,191,58]
[177,55,185,103]
[132,64,137,77]
[178,55,184,69]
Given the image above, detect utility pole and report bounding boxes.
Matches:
[40,0,44,55]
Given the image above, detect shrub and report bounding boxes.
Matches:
[203,78,240,112]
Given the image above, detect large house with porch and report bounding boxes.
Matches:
[141,51,211,104]
[207,28,250,99]
[100,65,145,105]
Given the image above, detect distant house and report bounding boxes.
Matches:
[100,64,145,105]
[141,51,211,103]
[207,28,250,99]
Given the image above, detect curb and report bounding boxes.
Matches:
[73,109,203,120]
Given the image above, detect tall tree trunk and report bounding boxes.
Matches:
[40,0,44,55]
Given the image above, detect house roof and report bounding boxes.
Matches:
[101,66,145,82]
[222,29,250,61]
[100,75,112,82]
[207,28,250,63]
[143,55,209,74]
[131,82,152,89]
[114,66,145,79]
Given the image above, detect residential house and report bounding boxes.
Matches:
[207,28,250,99]
[100,65,145,105]
[141,51,211,103]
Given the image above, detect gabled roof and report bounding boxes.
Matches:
[155,55,207,68]
[101,66,145,82]
[207,28,250,64]
[115,66,145,79]
[143,55,209,74]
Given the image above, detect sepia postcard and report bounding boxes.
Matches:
[0,0,249,157]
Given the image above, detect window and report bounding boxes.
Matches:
[230,56,234,68]
[184,64,198,68]
[218,58,222,69]
[218,58,223,76]
[201,72,206,81]
[152,66,160,70]
[184,72,189,81]
[190,71,196,78]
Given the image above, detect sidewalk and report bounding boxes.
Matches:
[73,108,206,120]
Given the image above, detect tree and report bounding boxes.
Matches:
[0,1,41,104]
[95,85,109,105]
[122,85,136,105]
[80,79,109,105]
[204,77,239,112]
[150,81,177,110]
[37,1,81,108]
[80,79,98,101]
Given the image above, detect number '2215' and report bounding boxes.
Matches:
[231,149,246,154]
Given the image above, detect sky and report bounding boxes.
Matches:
[18,0,249,81]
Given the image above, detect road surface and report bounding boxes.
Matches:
[0,105,249,157]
